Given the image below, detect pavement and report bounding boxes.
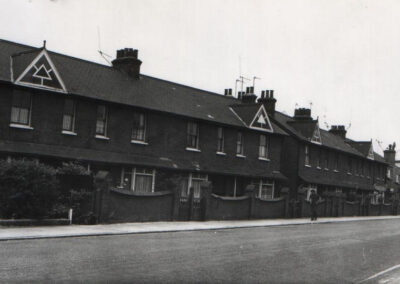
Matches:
[1,215,400,241]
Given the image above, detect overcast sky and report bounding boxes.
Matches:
[0,0,399,155]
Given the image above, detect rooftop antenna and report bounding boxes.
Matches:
[309,101,313,110]
[97,26,112,65]
[323,115,330,129]
[252,76,261,91]
[239,76,250,92]
[346,122,352,131]
[376,139,384,151]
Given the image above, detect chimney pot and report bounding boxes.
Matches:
[112,48,142,79]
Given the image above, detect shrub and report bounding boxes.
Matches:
[0,159,59,219]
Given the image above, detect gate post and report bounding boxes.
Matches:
[245,184,256,219]
[201,181,212,221]
[93,171,110,224]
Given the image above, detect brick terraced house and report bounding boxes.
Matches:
[0,39,292,221]
[269,106,388,202]
[0,39,393,222]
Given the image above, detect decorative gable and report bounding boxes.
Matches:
[367,143,375,160]
[14,49,67,93]
[250,105,273,132]
[311,122,322,144]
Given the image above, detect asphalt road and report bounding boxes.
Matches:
[1,219,400,283]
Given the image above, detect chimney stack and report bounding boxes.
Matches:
[329,125,347,139]
[112,48,142,79]
[384,143,396,165]
[294,108,312,121]
[258,90,277,115]
[224,88,233,96]
[240,87,257,103]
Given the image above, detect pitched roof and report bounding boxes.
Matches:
[273,111,386,162]
[0,39,287,135]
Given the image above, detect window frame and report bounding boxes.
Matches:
[216,127,225,154]
[95,105,109,138]
[236,131,245,157]
[10,91,33,128]
[131,112,147,143]
[119,167,155,193]
[62,98,76,134]
[305,145,311,167]
[259,134,269,160]
[186,121,200,150]
[254,178,275,200]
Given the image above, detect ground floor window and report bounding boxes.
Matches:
[181,173,208,198]
[119,167,155,193]
[371,192,384,205]
[253,179,275,199]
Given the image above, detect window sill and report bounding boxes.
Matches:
[258,157,270,162]
[305,165,311,168]
[347,172,352,175]
[333,170,339,173]
[131,140,148,145]
[316,167,321,170]
[186,147,201,152]
[95,135,110,140]
[236,154,246,158]
[216,152,226,156]
[9,123,33,130]
[62,130,77,136]
[324,168,329,171]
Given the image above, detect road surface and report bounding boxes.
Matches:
[1,219,400,283]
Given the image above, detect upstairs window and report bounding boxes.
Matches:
[305,145,310,166]
[187,122,199,149]
[132,112,146,142]
[334,153,339,171]
[387,168,392,179]
[236,132,244,156]
[324,151,329,169]
[11,91,32,126]
[259,135,269,159]
[217,127,224,153]
[62,99,76,132]
[348,157,353,174]
[96,105,108,137]
[316,148,322,168]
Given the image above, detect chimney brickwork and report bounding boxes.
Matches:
[112,48,142,79]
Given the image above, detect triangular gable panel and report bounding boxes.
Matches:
[311,123,322,144]
[250,105,273,132]
[367,143,375,160]
[15,49,67,93]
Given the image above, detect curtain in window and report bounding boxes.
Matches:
[217,127,224,152]
[236,132,243,154]
[62,99,75,131]
[132,112,146,141]
[259,135,268,158]
[134,174,153,193]
[11,92,31,125]
[192,179,202,198]
[96,105,107,135]
[187,122,199,148]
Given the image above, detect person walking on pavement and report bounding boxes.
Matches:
[310,189,319,221]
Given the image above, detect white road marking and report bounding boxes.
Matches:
[358,264,400,283]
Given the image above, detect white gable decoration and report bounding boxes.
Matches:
[14,49,67,93]
[367,143,374,160]
[250,105,273,133]
[311,122,322,144]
